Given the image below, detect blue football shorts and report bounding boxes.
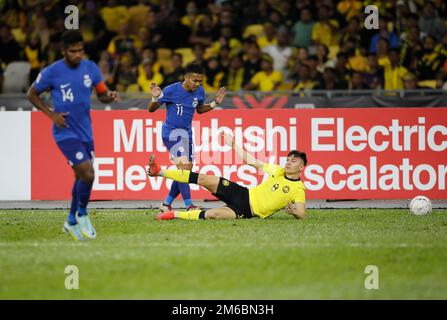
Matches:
[162,128,194,162]
[56,138,95,166]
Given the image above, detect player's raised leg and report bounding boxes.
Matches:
[147,154,220,194]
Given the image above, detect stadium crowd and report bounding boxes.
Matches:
[1,0,447,93]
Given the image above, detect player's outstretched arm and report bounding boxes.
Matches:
[147,82,162,112]
[26,86,68,128]
[96,86,121,103]
[220,131,265,170]
[197,87,226,114]
[285,202,306,220]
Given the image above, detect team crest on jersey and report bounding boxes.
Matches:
[282,186,290,193]
[222,179,230,186]
[192,97,198,108]
[83,74,92,88]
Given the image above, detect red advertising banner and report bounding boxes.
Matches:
[31,108,447,200]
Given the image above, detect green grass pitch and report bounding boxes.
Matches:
[0,209,446,299]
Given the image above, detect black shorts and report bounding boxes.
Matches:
[212,178,254,219]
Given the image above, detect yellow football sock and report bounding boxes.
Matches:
[176,209,203,220]
[163,169,191,183]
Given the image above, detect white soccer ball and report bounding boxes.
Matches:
[409,196,432,216]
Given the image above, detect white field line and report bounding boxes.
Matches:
[0,241,442,248]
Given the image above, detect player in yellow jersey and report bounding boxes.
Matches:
[146,132,307,220]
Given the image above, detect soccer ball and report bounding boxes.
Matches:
[409,196,432,216]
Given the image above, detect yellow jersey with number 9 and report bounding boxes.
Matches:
[249,163,306,218]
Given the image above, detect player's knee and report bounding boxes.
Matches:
[80,170,95,185]
[205,211,218,219]
[197,174,208,186]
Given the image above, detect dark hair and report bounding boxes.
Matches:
[184,62,204,74]
[287,150,308,166]
[61,30,83,48]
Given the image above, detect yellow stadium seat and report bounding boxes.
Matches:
[243,24,264,38]
[175,48,195,66]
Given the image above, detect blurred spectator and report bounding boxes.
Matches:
[98,59,114,90]
[204,56,224,91]
[192,43,207,69]
[107,23,139,61]
[394,0,411,36]
[128,0,151,35]
[214,8,241,40]
[80,1,108,62]
[316,67,346,89]
[349,71,368,90]
[337,0,362,24]
[210,26,242,57]
[312,4,340,47]
[146,11,164,46]
[100,0,129,33]
[138,58,164,93]
[417,35,447,81]
[163,53,184,86]
[364,53,384,89]
[343,39,368,72]
[262,27,293,78]
[293,64,319,92]
[33,17,50,51]
[257,21,277,49]
[242,41,262,86]
[306,55,324,84]
[333,53,349,86]
[315,44,333,73]
[400,26,423,72]
[376,38,391,65]
[24,33,45,84]
[403,72,422,90]
[370,18,400,54]
[218,45,232,70]
[181,1,202,34]
[161,10,191,49]
[112,53,138,92]
[419,0,447,41]
[380,48,409,90]
[244,54,283,91]
[0,25,22,64]
[189,13,215,47]
[339,17,362,49]
[291,7,315,48]
[221,55,245,91]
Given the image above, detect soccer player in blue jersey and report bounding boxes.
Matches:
[26,30,120,241]
[148,63,226,212]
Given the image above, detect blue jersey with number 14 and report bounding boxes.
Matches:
[158,82,205,132]
[33,59,103,143]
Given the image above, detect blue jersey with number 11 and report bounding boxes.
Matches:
[33,59,103,143]
[158,82,205,131]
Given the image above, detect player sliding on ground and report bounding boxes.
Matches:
[147,63,226,213]
[146,132,307,220]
